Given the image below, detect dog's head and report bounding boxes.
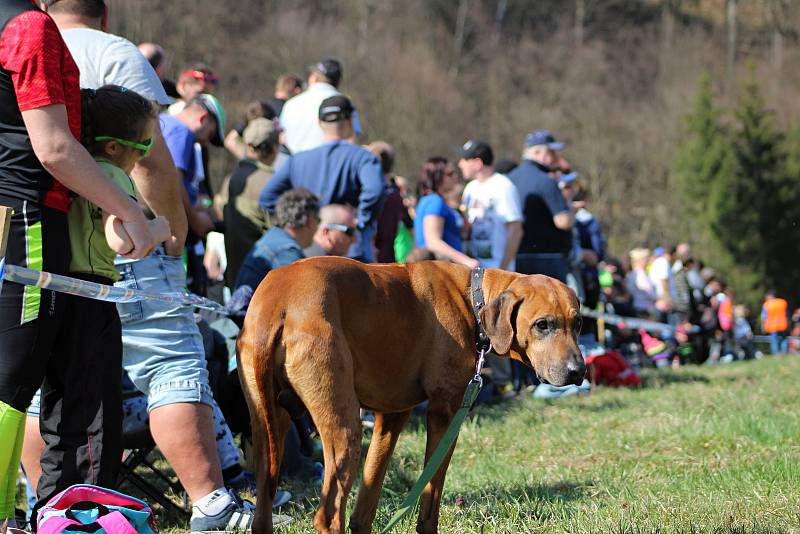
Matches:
[478,274,585,386]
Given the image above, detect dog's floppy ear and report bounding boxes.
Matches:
[479,290,522,355]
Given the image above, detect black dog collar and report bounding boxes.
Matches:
[470,267,491,353]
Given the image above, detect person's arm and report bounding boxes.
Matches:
[553,210,574,231]
[103,212,171,254]
[180,181,214,237]
[259,159,293,212]
[224,130,247,160]
[500,221,523,270]
[590,219,606,261]
[203,247,222,281]
[544,181,574,230]
[130,128,187,255]
[22,105,154,257]
[357,155,386,229]
[422,215,478,268]
[498,181,524,270]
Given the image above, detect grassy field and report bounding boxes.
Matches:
[134,356,800,532]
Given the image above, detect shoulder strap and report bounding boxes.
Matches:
[37,516,81,534]
[96,511,139,534]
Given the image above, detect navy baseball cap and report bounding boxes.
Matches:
[525,129,565,150]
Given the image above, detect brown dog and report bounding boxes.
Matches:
[237,257,585,534]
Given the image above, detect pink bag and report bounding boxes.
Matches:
[37,485,157,534]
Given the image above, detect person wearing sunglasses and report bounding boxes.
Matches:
[304,204,358,258]
[27,4,279,533]
[18,85,172,518]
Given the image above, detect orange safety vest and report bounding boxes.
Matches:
[763,297,789,333]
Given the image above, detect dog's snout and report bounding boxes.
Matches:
[566,355,586,383]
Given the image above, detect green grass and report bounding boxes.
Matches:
[139,357,800,532]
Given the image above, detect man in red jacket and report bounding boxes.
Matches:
[0,0,154,527]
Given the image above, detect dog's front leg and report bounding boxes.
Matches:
[415,401,459,534]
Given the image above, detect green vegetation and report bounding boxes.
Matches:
[673,72,800,308]
[148,357,800,533]
[107,1,800,256]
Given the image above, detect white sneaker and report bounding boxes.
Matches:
[190,491,292,532]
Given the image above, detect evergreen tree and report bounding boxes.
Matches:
[709,75,787,306]
[768,119,800,300]
[672,73,733,249]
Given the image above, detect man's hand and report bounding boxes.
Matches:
[120,212,156,258]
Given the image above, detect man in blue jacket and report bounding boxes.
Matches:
[260,95,384,261]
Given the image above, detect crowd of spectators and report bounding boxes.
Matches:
[0,1,796,533]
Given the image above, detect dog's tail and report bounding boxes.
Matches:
[237,317,287,533]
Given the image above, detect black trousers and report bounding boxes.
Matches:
[37,275,123,506]
[0,203,69,412]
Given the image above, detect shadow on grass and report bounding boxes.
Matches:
[579,398,628,412]
[444,479,591,506]
[431,479,594,525]
[641,370,710,388]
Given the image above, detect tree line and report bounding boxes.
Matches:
[674,72,800,307]
[105,0,800,304]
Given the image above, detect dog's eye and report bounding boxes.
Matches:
[535,319,550,333]
[573,317,583,333]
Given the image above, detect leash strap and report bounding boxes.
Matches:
[2,263,226,314]
[380,361,484,533]
[381,269,490,533]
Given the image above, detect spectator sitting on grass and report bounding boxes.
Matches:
[228,188,319,322]
[734,304,756,360]
[304,204,358,258]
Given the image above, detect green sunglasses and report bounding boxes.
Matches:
[95,135,154,157]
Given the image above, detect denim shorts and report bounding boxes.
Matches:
[115,250,213,412]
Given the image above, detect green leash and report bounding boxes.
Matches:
[380,369,484,533]
[381,267,492,533]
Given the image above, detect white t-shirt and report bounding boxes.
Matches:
[279,82,340,154]
[462,172,523,270]
[649,256,673,299]
[61,28,172,105]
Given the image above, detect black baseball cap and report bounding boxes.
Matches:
[319,95,354,122]
[457,139,494,165]
[310,58,342,87]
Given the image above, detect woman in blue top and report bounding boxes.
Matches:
[413,157,479,268]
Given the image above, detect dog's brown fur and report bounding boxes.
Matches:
[237,257,585,534]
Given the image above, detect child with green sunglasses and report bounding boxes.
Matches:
[74,84,171,264]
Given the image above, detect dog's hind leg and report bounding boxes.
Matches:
[349,410,412,533]
[286,336,362,534]
[415,399,460,534]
